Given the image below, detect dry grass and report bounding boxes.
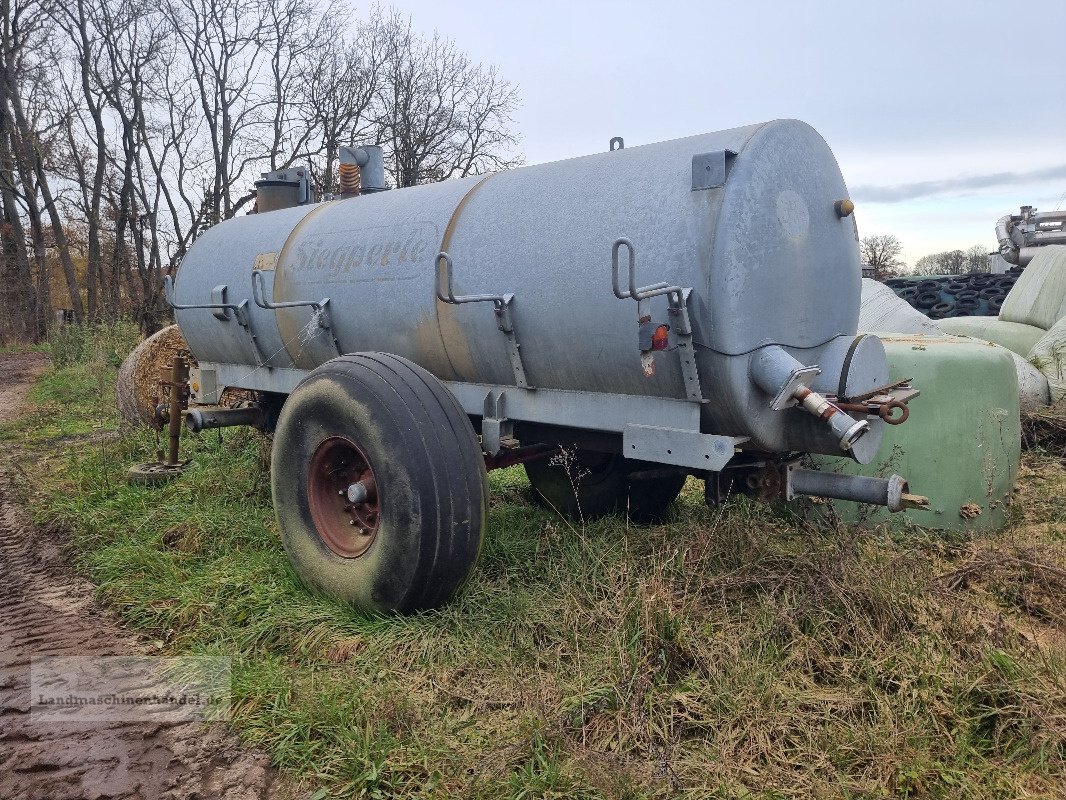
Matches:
[1022,400,1066,460]
[9,339,1066,798]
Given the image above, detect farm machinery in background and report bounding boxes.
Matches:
[883,205,1066,319]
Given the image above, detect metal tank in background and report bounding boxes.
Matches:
[165,119,925,613]
[997,205,1066,267]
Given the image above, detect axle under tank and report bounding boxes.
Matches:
[173,119,890,460]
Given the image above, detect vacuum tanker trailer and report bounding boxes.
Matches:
[164,119,924,613]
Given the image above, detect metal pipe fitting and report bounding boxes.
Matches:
[749,346,819,411]
[750,345,869,451]
[788,468,926,512]
[338,161,360,196]
[995,214,1019,264]
[339,145,386,195]
[795,386,870,451]
[185,405,266,433]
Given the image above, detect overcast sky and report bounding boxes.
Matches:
[382,0,1065,267]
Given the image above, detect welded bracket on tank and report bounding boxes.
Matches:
[164,275,267,366]
[623,424,744,472]
[251,269,342,357]
[480,390,515,456]
[672,289,703,402]
[610,238,704,402]
[691,149,737,191]
[436,252,530,389]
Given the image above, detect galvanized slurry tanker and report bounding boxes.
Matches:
[167,120,926,613]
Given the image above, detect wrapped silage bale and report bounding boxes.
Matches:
[1029,316,1066,402]
[859,278,1051,411]
[809,334,1020,532]
[998,245,1066,330]
[859,279,942,335]
[1008,350,1053,411]
[937,316,1047,356]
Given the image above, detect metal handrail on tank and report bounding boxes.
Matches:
[250,269,341,356]
[610,238,702,401]
[164,274,250,326]
[435,253,513,310]
[436,252,529,389]
[611,238,678,302]
[164,274,267,365]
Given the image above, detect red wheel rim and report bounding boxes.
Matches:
[306,436,380,558]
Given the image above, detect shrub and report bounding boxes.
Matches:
[48,321,141,370]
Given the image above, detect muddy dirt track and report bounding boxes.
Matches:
[0,352,287,800]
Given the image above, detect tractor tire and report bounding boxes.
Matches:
[524,449,686,524]
[271,353,487,613]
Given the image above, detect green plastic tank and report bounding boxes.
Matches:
[809,334,1020,532]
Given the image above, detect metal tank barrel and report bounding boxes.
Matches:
[165,118,928,613]
[172,119,899,461]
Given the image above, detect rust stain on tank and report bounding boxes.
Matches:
[410,313,459,380]
[273,200,336,369]
[434,174,495,381]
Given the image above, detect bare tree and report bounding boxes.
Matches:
[860,234,905,280]
[0,2,525,340]
[965,244,990,273]
[381,17,521,188]
[50,0,125,320]
[0,0,46,340]
[913,245,992,276]
[913,253,941,275]
[12,61,85,323]
[299,11,386,194]
[263,0,324,173]
[165,0,277,222]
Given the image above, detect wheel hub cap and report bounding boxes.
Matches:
[306,436,380,558]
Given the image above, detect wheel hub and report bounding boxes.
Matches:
[306,436,380,558]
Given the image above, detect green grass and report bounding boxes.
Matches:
[10,330,1066,799]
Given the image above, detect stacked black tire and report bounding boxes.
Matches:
[883,268,1024,319]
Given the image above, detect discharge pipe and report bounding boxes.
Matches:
[995,214,1019,264]
[788,468,928,513]
[338,145,386,197]
[185,405,265,433]
[750,346,869,452]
